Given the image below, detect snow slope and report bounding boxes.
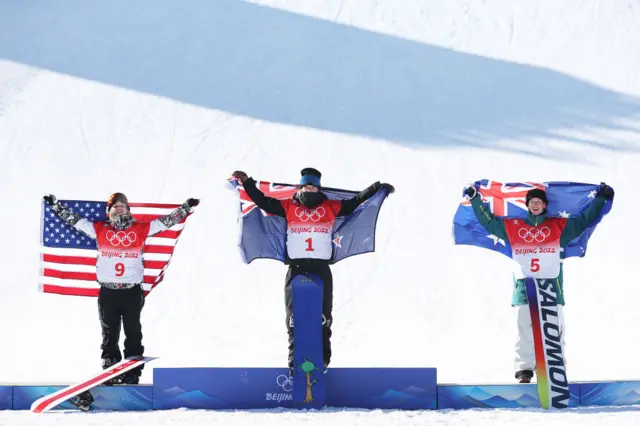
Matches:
[1,0,639,393]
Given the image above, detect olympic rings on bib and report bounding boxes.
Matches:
[517,227,551,243]
[106,230,137,247]
[294,206,326,222]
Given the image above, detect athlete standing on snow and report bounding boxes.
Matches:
[43,193,199,393]
[232,168,394,377]
[464,184,613,383]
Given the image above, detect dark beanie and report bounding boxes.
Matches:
[107,192,129,211]
[301,167,321,179]
[300,168,322,187]
[526,188,548,205]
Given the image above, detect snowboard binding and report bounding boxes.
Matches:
[70,390,94,411]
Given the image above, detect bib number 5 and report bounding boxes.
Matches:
[530,258,540,272]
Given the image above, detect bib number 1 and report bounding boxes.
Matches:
[305,238,314,252]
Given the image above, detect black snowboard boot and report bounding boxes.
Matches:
[516,369,534,383]
[71,391,94,411]
[119,366,142,385]
[101,357,122,385]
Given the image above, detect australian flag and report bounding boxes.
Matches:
[452,180,613,259]
[227,177,390,264]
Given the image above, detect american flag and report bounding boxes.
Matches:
[39,199,196,297]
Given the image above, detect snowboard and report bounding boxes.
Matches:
[291,273,326,408]
[30,355,156,413]
[524,278,569,409]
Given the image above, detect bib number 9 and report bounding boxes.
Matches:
[530,258,540,272]
[115,262,125,277]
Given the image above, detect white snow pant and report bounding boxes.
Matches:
[514,304,566,373]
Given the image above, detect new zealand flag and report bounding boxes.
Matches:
[227,177,390,264]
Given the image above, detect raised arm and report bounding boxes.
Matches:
[560,184,613,246]
[148,198,200,236]
[337,182,395,216]
[465,186,509,241]
[43,194,97,239]
[232,171,287,217]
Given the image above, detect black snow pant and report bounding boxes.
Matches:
[284,261,333,373]
[98,285,145,378]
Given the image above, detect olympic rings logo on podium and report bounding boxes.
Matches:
[106,230,137,247]
[276,374,293,392]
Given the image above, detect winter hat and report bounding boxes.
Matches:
[526,188,548,206]
[106,192,129,212]
[300,167,322,187]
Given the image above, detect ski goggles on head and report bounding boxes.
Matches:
[300,175,321,187]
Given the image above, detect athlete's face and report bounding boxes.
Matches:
[300,184,319,193]
[528,198,546,216]
[109,202,129,221]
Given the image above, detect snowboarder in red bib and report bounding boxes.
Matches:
[464,183,613,383]
[232,168,394,377]
[43,193,199,392]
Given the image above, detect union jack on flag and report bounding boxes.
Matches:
[39,199,196,297]
[459,180,547,217]
[236,181,299,217]
[227,177,390,265]
[453,179,613,259]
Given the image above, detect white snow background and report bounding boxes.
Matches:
[1,0,640,424]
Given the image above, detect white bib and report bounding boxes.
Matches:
[95,224,149,283]
[96,249,145,283]
[283,201,341,260]
[287,223,333,260]
[504,219,565,279]
[512,244,561,278]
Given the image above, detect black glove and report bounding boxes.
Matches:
[186,198,200,207]
[232,171,248,183]
[381,183,395,194]
[43,194,57,206]
[464,185,477,199]
[597,183,614,200]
